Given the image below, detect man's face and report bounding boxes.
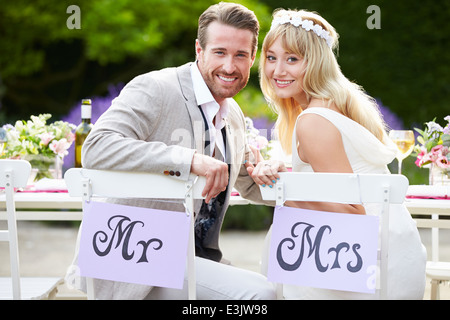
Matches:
[196,21,256,105]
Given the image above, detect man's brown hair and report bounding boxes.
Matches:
[197,2,260,56]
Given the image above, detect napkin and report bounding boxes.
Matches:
[406,185,450,199]
[27,178,68,192]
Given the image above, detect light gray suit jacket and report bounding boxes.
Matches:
[72,62,268,299]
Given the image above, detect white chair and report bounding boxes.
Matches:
[260,172,409,300]
[64,168,205,300]
[413,209,450,299]
[427,262,450,300]
[0,159,63,299]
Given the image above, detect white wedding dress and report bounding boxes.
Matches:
[262,107,427,299]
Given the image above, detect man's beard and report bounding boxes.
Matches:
[203,70,249,101]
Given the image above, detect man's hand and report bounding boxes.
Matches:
[191,152,229,203]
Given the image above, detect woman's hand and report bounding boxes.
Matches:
[247,159,288,188]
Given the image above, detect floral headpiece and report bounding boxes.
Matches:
[270,11,333,49]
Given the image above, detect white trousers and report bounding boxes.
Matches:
[144,257,276,300]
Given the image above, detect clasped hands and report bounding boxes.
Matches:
[191,149,287,203]
[245,158,288,188]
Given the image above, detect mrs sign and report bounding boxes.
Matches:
[268,206,378,293]
[260,172,409,299]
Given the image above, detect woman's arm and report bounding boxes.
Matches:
[291,113,365,214]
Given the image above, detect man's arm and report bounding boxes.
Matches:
[82,73,195,179]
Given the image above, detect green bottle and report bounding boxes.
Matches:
[75,99,94,168]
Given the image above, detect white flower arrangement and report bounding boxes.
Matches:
[1,113,76,159]
[244,117,272,160]
[1,114,76,181]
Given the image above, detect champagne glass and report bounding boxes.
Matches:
[389,130,415,174]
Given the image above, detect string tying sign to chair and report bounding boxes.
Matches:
[268,206,379,294]
[78,201,190,289]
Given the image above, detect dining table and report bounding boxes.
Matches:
[1,180,449,223]
[404,184,450,262]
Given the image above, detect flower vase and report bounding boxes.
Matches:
[429,164,450,186]
[23,154,64,185]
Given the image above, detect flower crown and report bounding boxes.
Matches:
[270,12,333,48]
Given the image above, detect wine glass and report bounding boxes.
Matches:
[389,130,415,174]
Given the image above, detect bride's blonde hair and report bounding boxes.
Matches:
[260,9,387,154]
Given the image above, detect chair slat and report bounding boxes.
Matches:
[260,172,408,204]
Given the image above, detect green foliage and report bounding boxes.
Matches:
[1,1,66,78]
[0,0,211,121]
[78,0,213,65]
[0,0,272,123]
[235,86,276,121]
[0,0,208,77]
[222,204,273,231]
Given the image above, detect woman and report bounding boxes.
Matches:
[252,9,426,299]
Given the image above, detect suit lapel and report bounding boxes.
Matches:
[223,118,233,165]
[176,63,205,154]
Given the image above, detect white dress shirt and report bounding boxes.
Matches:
[190,62,228,160]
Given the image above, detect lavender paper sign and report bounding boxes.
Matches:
[78,201,190,289]
[268,206,379,294]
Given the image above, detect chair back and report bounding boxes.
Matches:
[0,159,31,299]
[260,172,409,299]
[64,168,205,300]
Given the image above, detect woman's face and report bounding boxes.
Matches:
[264,37,307,105]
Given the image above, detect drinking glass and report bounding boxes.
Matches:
[389,130,415,174]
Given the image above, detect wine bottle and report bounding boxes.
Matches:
[75,99,94,168]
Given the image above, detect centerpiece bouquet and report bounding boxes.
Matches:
[414,116,450,184]
[245,117,272,160]
[1,114,76,182]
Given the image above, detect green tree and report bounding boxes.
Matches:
[0,0,271,123]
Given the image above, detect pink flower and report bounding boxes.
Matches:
[38,132,55,146]
[49,138,70,157]
[415,148,426,167]
[249,136,269,150]
[418,152,435,167]
[431,145,443,154]
[436,155,450,169]
[422,145,443,164]
[254,136,269,150]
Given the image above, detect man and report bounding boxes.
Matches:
[68,2,274,300]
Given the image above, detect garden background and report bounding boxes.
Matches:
[1,0,448,229]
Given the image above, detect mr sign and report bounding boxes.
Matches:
[268,206,379,294]
[78,201,190,289]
